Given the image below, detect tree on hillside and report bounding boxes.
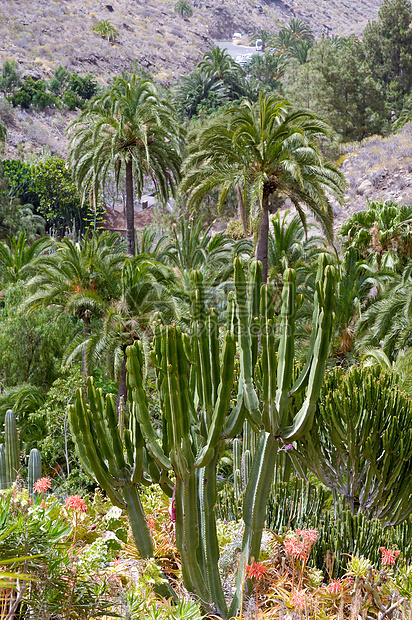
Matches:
[67,74,183,256]
[283,38,386,140]
[174,0,194,19]
[91,20,120,43]
[363,0,412,113]
[181,94,346,281]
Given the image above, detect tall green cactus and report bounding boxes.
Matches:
[228,255,335,616]
[5,410,20,488]
[67,374,175,599]
[69,257,334,618]
[28,448,42,496]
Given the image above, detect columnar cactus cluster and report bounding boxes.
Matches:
[69,257,335,617]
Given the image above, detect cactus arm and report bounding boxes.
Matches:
[28,449,42,497]
[195,332,235,468]
[5,410,19,487]
[105,393,128,474]
[229,431,279,618]
[126,344,172,470]
[209,309,220,406]
[234,258,261,429]
[198,455,228,618]
[122,480,154,558]
[260,284,279,435]
[226,291,236,333]
[67,402,99,482]
[68,393,126,508]
[291,255,328,395]
[281,266,335,441]
[225,396,248,439]
[249,261,263,371]
[193,272,213,424]
[86,380,119,478]
[176,474,210,605]
[0,445,6,490]
[275,269,296,429]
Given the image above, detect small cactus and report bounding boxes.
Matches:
[28,448,42,496]
[5,410,19,488]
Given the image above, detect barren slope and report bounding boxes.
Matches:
[0,0,381,88]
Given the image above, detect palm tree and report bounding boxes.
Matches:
[66,256,178,404]
[164,216,252,292]
[356,261,412,359]
[67,74,183,256]
[91,20,120,43]
[181,94,346,281]
[268,211,326,276]
[362,348,412,393]
[0,232,51,287]
[198,47,241,81]
[23,231,126,373]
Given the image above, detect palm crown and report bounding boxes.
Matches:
[181,94,346,280]
[67,74,184,255]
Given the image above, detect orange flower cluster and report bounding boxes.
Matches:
[33,477,52,493]
[65,495,87,512]
[284,529,318,560]
[379,547,400,566]
[246,561,268,581]
[290,589,306,609]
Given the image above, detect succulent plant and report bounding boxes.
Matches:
[69,257,335,618]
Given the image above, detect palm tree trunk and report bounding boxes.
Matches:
[125,158,135,256]
[256,189,270,283]
[236,184,248,236]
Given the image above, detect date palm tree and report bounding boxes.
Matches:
[181,94,346,280]
[67,74,184,256]
[23,231,126,373]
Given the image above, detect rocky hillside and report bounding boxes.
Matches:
[0,0,381,88]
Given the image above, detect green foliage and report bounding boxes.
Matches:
[295,365,412,524]
[31,365,95,493]
[0,170,44,242]
[363,0,412,114]
[0,281,74,390]
[283,38,386,140]
[11,77,56,110]
[29,157,89,235]
[91,20,120,43]
[246,52,287,91]
[0,60,21,96]
[2,158,101,235]
[174,0,194,19]
[340,199,412,270]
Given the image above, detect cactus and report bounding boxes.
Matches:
[228,255,335,616]
[4,410,20,488]
[68,374,175,600]
[28,448,42,496]
[0,445,6,490]
[295,365,412,525]
[69,258,334,618]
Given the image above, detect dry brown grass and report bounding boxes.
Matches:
[0,0,383,92]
